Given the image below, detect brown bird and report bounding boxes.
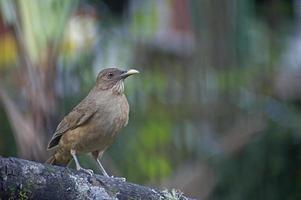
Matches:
[46,68,139,176]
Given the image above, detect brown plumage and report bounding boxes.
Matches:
[46,68,139,176]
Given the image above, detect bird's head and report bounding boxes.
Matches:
[96,68,139,94]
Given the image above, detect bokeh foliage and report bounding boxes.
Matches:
[1,0,301,199]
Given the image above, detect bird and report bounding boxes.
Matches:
[45,68,139,177]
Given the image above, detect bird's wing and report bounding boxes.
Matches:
[47,102,97,150]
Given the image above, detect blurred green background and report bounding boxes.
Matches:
[1,0,301,199]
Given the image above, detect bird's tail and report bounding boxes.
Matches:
[45,153,71,166]
[45,155,56,164]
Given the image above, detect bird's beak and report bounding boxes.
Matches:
[120,69,139,79]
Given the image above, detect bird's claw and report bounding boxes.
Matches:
[78,168,94,176]
[111,176,126,182]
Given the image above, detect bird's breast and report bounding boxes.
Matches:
[75,93,129,152]
[95,93,129,132]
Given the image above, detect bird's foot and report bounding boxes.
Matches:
[101,173,125,181]
[111,176,126,182]
[78,167,94,176]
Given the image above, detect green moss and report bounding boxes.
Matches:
[8,188,30,200]
[18,190,29,200]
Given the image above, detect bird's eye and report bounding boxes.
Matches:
[107,72,113,79]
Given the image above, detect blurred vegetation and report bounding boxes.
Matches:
[1,0,301,199]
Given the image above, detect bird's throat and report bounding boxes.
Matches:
[112,80,124,94]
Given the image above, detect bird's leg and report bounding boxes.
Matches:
[92,151,126,181]
[96,158,110,177]
[70,149,94,176]
[91,151,109,177]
